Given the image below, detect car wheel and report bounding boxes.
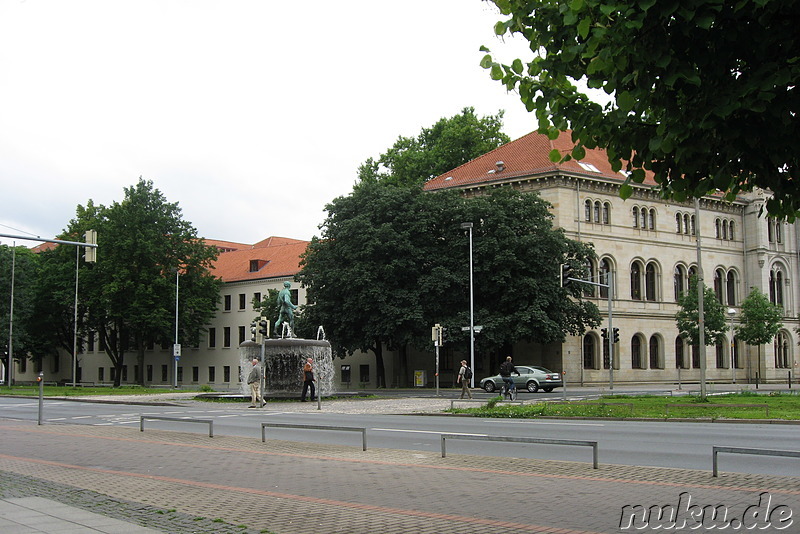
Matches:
[483,382,496,393]
[543,387,553,393]
[526,381,539,393]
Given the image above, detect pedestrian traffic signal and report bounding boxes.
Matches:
[258,319,270,338]
[560,263,573,288]
[250,322,258,341]
[613,327,620,344]
[601,328,608,340]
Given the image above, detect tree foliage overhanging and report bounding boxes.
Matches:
[356,107,510,188]
[675,277,727,346]
[481,0,800,218]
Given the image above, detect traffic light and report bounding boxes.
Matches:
[560,263,573,287]
[601,328,608,340]
[250,322,258,341]
[613,327,620,344]
[258,319,270,339]
[84,229,97,263]
[431,324,443,346]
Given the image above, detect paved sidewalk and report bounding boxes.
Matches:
[2,416,799,533]
[2,387,799,533]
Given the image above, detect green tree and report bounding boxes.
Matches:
[737,287,783,382]
[675,276,727,347]
[0,244,40,381]
[40,179,221,386]
[481,0,800,218]
[297,183,600,387]
[356,107,510,188]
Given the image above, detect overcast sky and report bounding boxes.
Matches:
[0,0,539,247]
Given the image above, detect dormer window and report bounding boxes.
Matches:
[249,259,268,272]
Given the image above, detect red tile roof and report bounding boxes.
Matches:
[424,130,656,191]
[209,236,309,282]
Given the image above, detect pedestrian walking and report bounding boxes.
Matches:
[457,360,473,399]
[301,357,316,402]
[247,359,263,408]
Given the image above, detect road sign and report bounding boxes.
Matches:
[173,344,181,357]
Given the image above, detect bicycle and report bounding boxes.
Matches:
[500,379,517,401]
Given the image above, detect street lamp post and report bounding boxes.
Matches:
[460,222,475,387]
[728,307,736,384]
[173,269,180,389]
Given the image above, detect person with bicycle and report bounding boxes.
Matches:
[499,356,520,397]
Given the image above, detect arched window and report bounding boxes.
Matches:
[683,214,690,234]
[768,219,774,242]
[584,199,591,222]
[640,209,647,229]
[690,215,696,235]
[774,332,790,369]
[776,270,784,306]
[599,259,612,299]
[729,221,735,240]
[594,201,601,223]
[632,207,639,228]
[631,261,642,300]
[733,336,741,368]
[714,269,724,302]
[645,262,657,301]
[726,271,736,306]
[649,336,661,369]
[691,344,700,368]
[722,220,728,240]
[632,336,643,369]
[675,337,685,368]
[674,265,686,301]
[603,202,610,224]
[715,218,720,239]
[676,214,682,233]
[583,334,596,369]
[716,341,725,368]
[776,222,783,244]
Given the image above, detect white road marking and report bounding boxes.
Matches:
[371,428,488,437]
[483,420,605,426]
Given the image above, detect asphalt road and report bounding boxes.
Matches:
[1,396,798,477]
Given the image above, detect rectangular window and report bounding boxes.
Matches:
[239,293,246,310]
[223,327,231,348]
[122,365,128,382]
[51,355,60,373]
[224,295,231,311]
[208,366,216,382]
[224,366,231,382]
[19,358,26,373]
[146,365,153,382]
[87,332,95,352]
[290,289,299,304]
[238,326,246,344]
[341,365,351,384]
[208,328,216,348]
[110,367,116,381]
[254,292,261,305]
[98,367,104,382]
[177,366,183,382]
[192,366,199,382]
[161,365,168,382]
[359,364,370,383]
[134,365,140,382]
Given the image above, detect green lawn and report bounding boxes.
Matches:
[452,391,800,420]
[0,385,195,397]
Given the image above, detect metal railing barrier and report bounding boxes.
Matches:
[261,422,367,451]
[712,446,800,477]
[440,433,598,468]
[140,415,214,437]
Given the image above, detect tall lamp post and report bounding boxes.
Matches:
[460,222,475,387]
[173,268,180,389]
[728,307,736,384]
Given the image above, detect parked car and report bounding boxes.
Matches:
[479,365,563,393]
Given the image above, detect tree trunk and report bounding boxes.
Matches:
[374,342,386,388]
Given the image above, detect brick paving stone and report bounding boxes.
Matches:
[2,394,799,534]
